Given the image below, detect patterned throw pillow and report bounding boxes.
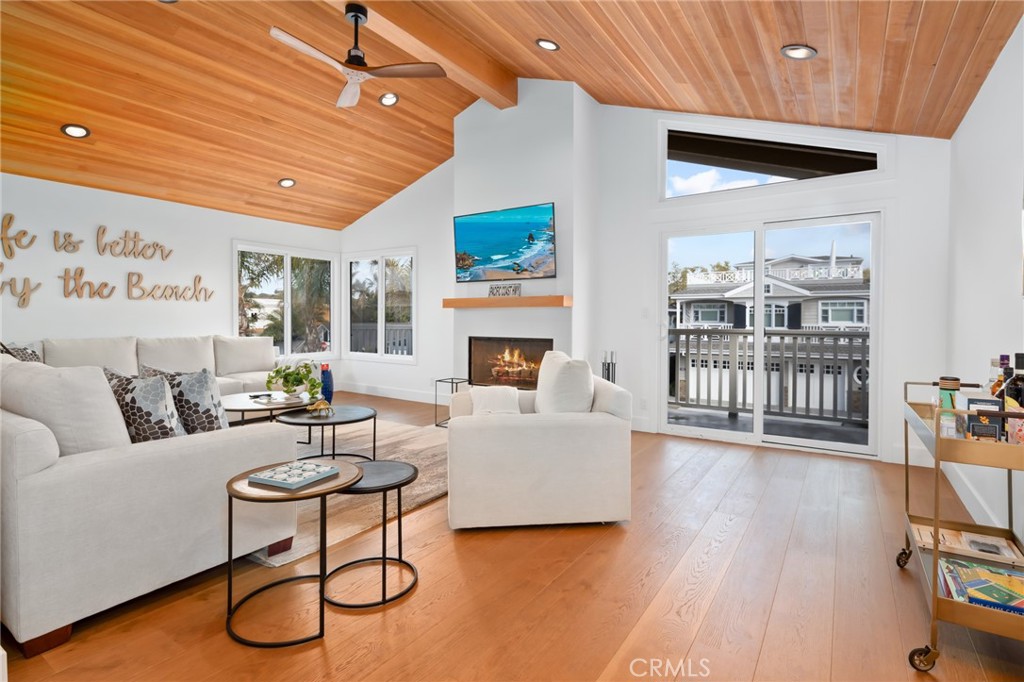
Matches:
[140,365,229,434]
[103,368,186,443]
[2,343,41,363]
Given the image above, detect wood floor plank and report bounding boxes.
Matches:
[753,456,840,682]
[596,510,750,681]
[4,397,1021,682]
[830,459,907,682]
[683,453,810,681]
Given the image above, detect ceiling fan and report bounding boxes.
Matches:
[270,2,446,108]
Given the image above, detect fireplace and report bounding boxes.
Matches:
[468,336,554,390]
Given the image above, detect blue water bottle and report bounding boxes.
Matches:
[320,363,334,404]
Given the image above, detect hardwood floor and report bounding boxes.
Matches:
[5,393,1023,681]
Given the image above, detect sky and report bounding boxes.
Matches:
[667,221,872,271]
[665,160,793,197]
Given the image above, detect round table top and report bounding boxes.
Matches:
[221,392,310,412]
[340,460,419,495]
[227,458,363,502]
[274,404,377,426]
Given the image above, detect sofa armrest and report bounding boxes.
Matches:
[592,377,632,421]
[450,389,538,418]
[1,410,59,479]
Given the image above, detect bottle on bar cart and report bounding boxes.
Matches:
[985,357,1003,394]
[1001,353,1024,444]
[991,354,1012,396]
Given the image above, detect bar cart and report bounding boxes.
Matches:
[899,381,1024,672]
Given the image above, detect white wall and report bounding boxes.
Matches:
[0,174,339,344]
[336,160,456,403]
[946,20,1024,533]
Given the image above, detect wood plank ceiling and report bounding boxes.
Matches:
[2,1,1022,231]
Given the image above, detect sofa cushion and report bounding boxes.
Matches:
[2,344,41,363]
[104,369,186,443]
[534,351,595,414]
[43,337,138,375]
[0,362,131,455]
[213,336,275,376]
[216,376,244,396]
[140,365,228,434]
[469,386,521,415]
[222,370,274,393]
[138,336,216,374]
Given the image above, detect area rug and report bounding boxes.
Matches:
[247,418,448,567]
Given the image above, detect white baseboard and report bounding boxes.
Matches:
[2,644,8,682]
[630,415,656,433]
[336,382,436,406]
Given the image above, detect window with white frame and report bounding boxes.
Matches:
[764,303,787,328]
[347,254,415,358]
[691,303,727,323]
[820,300,866,325]
[236,245,336,355]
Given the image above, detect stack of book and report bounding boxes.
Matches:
[937,557,1024,615]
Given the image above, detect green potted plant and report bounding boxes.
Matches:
[266,360,323,399]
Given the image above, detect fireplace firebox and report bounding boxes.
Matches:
[468,336,554,390]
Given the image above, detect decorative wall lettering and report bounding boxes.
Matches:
[1,214,212,307]
[0,262,41,308]
[53,231,83,253]
[126,272,213,302]
[1,214,37,258]
[60,267,117,299]
[96,225,173,261]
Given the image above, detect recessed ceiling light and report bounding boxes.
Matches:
[277,178,296,188]
[781,44,817,60]
[378,92,399,107]
[535,38,560,52]
[60,124,91,139]
[157,0,179,4]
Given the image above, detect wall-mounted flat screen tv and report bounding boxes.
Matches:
[454,202,556,282]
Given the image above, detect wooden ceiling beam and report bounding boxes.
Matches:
[330,1,518,110]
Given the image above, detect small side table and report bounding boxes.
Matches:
[325,460,419,608]
[435,377,469,427]
[225,459,362,648]
[276,405,377,461]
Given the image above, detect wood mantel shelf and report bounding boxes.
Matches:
[442,295,573,309]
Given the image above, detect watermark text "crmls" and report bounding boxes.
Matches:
[630,658,711,679]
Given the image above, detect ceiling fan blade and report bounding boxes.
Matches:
[270,26,347,77]
[336,81,361,108]
[366,62,447,79]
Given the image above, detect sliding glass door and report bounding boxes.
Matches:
[664,214,876,455]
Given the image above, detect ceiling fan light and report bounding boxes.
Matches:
[535,38,560,52]
[378,92,399,107]
[277,178,296,188]
[781,44,817,60]
[60,124,91,139]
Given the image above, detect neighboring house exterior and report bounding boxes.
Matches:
[668,252,869,331]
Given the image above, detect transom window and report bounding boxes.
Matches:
[692,303,726,323]
[820,300,866,325]
[236,244,336,355]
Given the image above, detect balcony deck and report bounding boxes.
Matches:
[666,406,869,446]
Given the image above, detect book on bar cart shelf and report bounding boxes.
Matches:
[910,522,1023,561]
[247,462,340,490]
[938,557,1024,616]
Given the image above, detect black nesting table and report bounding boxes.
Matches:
[326,460,419,608]
[275,405,377,461]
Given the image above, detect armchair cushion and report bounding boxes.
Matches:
[534,351,594,414]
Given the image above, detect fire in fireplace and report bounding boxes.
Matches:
[468,336,554,390]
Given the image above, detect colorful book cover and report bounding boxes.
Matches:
[943,558,1024,615]
[966,397,1003,440]
[938,558,969,602]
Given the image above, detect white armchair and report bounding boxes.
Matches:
[446,376,632,529]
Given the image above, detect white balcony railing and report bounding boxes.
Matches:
[686,265,863,285]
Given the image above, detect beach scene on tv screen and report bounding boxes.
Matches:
[455,203,555,282]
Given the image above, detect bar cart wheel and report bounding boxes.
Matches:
[908,646,938,672]
[895,548,912,568]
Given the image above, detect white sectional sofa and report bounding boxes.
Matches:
[0,340,299,656]
[447,375,633,529]
[38,334,281,396]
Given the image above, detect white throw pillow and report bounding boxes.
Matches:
[0,362,131,455]
[470,386,521,415]
[534,350,595,414]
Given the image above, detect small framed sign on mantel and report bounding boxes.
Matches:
[488,283,522,297]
